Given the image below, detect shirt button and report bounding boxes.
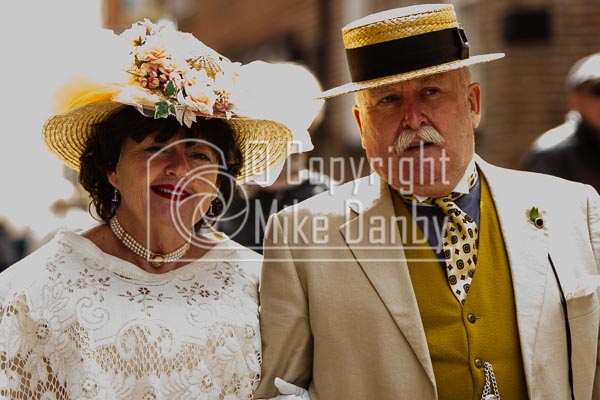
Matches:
[467,314,477,323]
[474,358,483,368]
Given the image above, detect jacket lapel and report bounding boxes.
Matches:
[339,161,553,392]
[476,157,550,390]
[339,174,436,390]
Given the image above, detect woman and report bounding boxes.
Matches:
[0,20,320,399]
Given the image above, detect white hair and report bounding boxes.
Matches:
[394,125,445,154]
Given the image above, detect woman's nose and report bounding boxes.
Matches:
[165,149,190,177]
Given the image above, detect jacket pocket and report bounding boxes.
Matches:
[566,289,599,320]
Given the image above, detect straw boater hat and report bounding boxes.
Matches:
[319,3,505,98]
[43,20,322,183]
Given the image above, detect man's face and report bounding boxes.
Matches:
[570,82,600,132]
[353,69,481,197]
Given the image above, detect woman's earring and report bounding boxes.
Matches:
[206,202,215,217]
[111,189,120,210]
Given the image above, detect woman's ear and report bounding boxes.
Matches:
[107,170,118,189]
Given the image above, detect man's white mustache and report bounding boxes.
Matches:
[393,126,445,154]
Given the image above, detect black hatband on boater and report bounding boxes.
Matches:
[345,27,470,82]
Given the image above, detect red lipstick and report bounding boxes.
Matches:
[150,184,191,201]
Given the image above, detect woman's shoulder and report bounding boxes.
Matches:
[227,239,262,281]
[196,232,262,281]
[1,229,105,276]
[198,231,261,257]
[0,230,87,297]
[2,229,72,267]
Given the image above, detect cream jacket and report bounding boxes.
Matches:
[255,156,600,400]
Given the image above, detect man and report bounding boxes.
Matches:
[523,52,600,193]
[256,4,600,400]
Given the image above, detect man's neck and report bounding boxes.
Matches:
[412,159,476,201]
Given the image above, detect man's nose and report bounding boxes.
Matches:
[400,99,427,130]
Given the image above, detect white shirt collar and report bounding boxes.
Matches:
[413,158,476,202]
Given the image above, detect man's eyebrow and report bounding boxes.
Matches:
[367,75,444,96]
[367,85,395,97]
[420,75,438,84]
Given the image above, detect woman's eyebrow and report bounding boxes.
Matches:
[185,141,209,149]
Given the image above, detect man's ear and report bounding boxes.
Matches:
[352,104,367,149]
[468,82,482,128]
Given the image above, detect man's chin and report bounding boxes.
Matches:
[392,171,444,194]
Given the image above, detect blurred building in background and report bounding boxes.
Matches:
[103,0,600,176]
[2,0,598,263]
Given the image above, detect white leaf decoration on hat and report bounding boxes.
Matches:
[42,19,325,186]
[234,61,324,185]
[236,61,324,152]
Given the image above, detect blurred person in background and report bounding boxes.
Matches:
[218,66,330,253]
[522,52,600,192]
[0,221,21,272]
[0,20,320,399]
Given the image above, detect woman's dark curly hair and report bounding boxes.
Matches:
[79,106,242,229]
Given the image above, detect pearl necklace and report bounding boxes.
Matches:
[109,216,190,268]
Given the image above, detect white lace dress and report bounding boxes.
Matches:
[0,230,262,400]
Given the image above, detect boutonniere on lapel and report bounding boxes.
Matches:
[527,206,544,229]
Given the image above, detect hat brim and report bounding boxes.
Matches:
[42,101,292,182]
[318,53,505,99]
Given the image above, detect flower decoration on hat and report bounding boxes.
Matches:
[116,19,240,127]
[42,19,324,184]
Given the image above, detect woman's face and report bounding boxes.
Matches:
[107,132,220,233]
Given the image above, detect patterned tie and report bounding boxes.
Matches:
[400,171,479,305]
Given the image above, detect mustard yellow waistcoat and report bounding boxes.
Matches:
[392,176,529,400]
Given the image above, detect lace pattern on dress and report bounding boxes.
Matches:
[0,231,261,400]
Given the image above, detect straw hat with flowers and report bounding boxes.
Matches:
[319,4,504,98]
[43,19,323,183]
